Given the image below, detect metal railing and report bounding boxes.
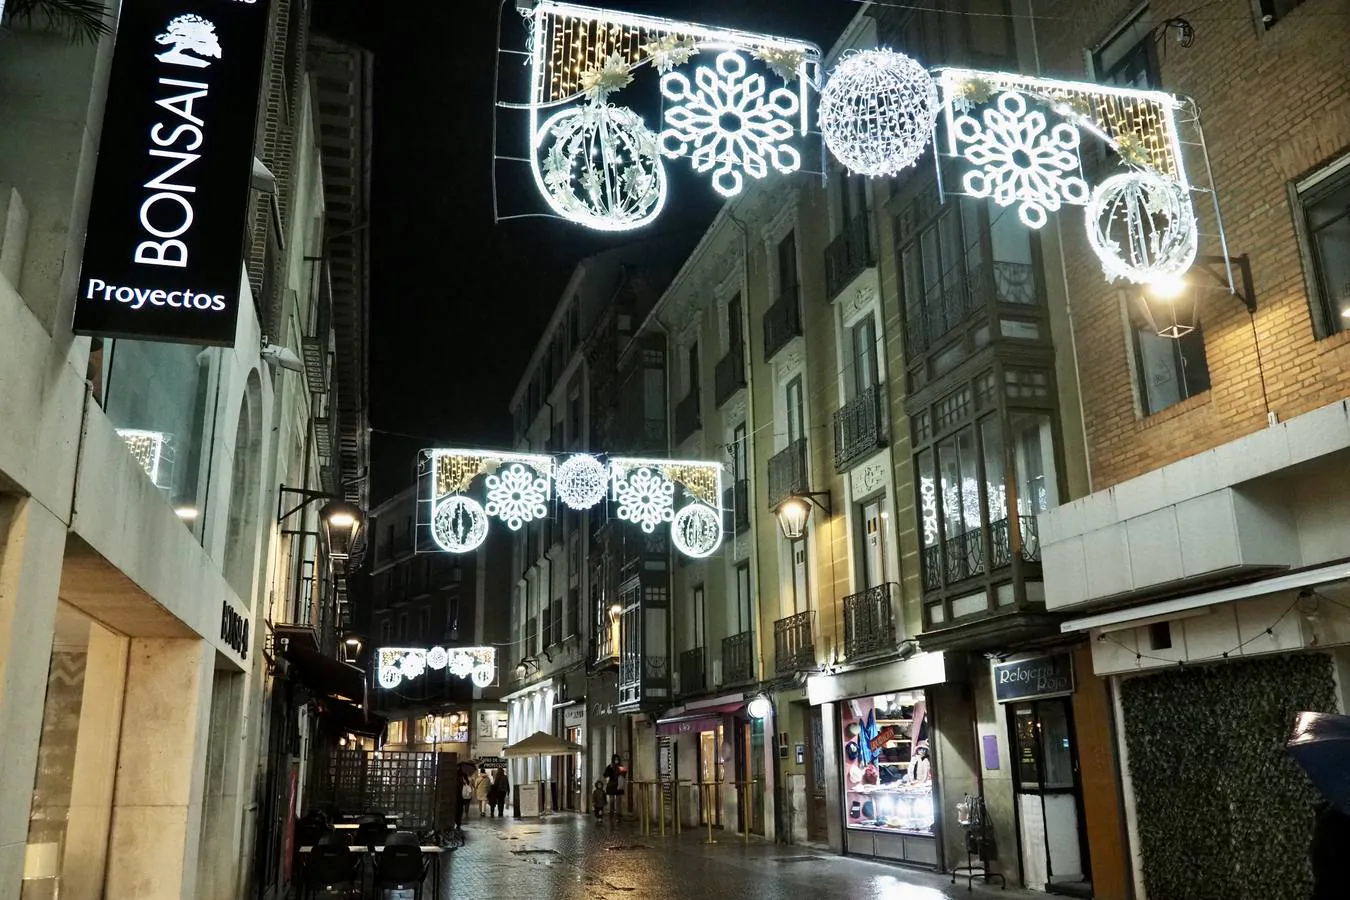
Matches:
[679,647,706,696]
[762,283,802,362]
[715,347,746,408]
[722,480,750,534]
[833,385,886,472]
[943,529,986,585]
[674,390,701,444]
[825,213,876,299]
[843,583,898,659]
[767,438,808,509]
[721,631,755,685]
[773,612,815,674]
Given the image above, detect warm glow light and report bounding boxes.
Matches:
[1147,275,1188,299]
[609,604,623,616]
[175,507,198,520]
[776,497,811,541]
[327,511,356,527]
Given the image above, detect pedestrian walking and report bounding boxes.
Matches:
[603,754,626,819]
[490,768,510,817]
[591,778,607,823]
[474,766,492,817]
[456,768,472,828]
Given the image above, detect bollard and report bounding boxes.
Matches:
[701,782,717,845]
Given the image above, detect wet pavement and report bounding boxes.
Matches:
[438,813,1035,899]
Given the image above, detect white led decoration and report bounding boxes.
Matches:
[660,51,802,198]
[116,428,170,486]
[671,502,723,558]
[377,646,497,689]
[534,103,668,232]
[484,462,551,531]
[819,49,938,178]
[431,495,490,553]
[554,453,609,510]
[612,465,675,533]
[1086,171,1198,285]
[951,90,1089,229]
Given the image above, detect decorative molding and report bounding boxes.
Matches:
[850,454,889,498]
[721,395,747,430]
[774,344,805,381]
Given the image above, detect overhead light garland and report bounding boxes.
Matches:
[377,646,497,689]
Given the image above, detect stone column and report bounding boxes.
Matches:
[104,637,214,900]
[0,496,66,891]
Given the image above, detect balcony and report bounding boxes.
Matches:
[722,480,750,534]
[825,213,876,299]
[674,390,701,445]
[714,347,746,408]
[762,283,802,363]
[843,583,898,659]
[721,630,754,686]
[833,385,886,472]
[773,611,815,674]
[679,647,706,696]
[767,438,808,509]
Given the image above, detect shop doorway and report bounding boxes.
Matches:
[697,728,723,826]
[807,706,828,842]
[565,726,582,810]
[1010,698,1091,895]
[733,718,767,835]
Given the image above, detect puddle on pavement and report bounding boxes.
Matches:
[510,849,559,856]
[604,844,650,851]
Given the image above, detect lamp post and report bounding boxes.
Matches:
[774,491,832,541]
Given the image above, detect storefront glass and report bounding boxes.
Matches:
[840,691,934,835]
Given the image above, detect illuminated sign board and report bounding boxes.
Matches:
[73,0,271,346]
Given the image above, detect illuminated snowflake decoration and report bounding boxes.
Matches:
[432,495,489,553]
[613,466,675,533]
[537,103,668,232]
[951,91,1089,229]
[555,453,608,510]
[472,665,496,688]
[484,463,550,530]
[400,652,426,681]
[671,502,723,558]
[1086,171,1198,285]
[660,51,802,198]
[377,646,496,688]
[426,646,449,670]
[820,49,938,177]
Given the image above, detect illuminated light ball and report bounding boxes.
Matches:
[426,646,449,670]
[819,49,939,177]
[431,495,489,553]
[472,665,495,688]
[671,502,723,558]
[377,666,402,689]
[534,103,668,232]
[1086,171,1198,284]
[555,453,608,510]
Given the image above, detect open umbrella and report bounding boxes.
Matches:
[1287,711,1350,815]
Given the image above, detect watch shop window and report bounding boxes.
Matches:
[1294,154,1350,338]
[1128,304,1211,415]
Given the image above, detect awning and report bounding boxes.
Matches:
[315,697,386,739]
[275,624,366,705]
[655,701,743,736]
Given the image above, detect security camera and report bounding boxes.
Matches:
[260,343,304,373]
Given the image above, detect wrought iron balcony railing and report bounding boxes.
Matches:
[825,213,876,299]
[833,384,886,472]
[721,630,755,686]
[767,438,808,509]
[674,389,701,445]
[762,283,802,363]
[679,646,706,696]
[714,346,746,408]
[843,583,899,659]
[774,611,815,674]
[722,480,750,534]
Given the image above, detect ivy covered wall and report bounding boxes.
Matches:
[1120,653,1337,900]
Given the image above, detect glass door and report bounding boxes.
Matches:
[698,730,721,826]
[1010,698,1091,891]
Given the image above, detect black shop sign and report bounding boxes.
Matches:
[993,653,1074,703]
[73,0,272,345]
[221,601,250,659]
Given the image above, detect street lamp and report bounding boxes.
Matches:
[1141,253,1256,339]
[319,499,363,560]
[775,491,833,541]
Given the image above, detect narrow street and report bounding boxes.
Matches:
[439,815,1030,900]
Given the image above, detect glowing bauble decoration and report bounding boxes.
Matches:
[613,466,675,533]
[472,665,495,688]
[378,666,401,689]
[1086,171,1198,285]
[535,103,668,232]
[432,495,489,553]
[671,502,723,558]
[555,454,608,510]
[484,463,550,530]
[426,646,449,670]
[819,49,938,178]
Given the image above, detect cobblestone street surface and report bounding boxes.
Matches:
[437,814,1035,899]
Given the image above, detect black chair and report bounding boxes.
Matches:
[373,831,429,900]
[300,833,360,899]
[356,814,390,851]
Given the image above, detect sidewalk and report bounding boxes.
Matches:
[442,812,1039,899]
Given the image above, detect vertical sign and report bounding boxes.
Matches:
[74,0,272,346]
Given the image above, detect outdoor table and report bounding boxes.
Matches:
[299,844,445,900]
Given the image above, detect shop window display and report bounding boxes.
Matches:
[841,692,934,835]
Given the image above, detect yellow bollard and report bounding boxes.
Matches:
[702,782,717,845]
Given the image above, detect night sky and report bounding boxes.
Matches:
[315,1,857,501]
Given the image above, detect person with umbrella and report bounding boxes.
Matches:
[1288,710,1350,899]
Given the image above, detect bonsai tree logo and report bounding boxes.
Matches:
[155,15,222,69]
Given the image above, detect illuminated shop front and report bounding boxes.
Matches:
[840,690,937,865]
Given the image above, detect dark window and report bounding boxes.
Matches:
[687,341,700,396]
[1129,308,1211,415]
[839,169,867,227]
[735,564,752,635]
[777,231,798,291]
[1093,9,1159,89]
[692,585,706,649]
[786,376,805,444]
[1257,0,1306,30]
[732,422,748,481]
[728,293,744,352]
[848,314,879,398]
[1296,157,1350,338]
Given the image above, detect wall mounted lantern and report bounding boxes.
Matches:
[1141,253,1256,339]
[775,491,833,542]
